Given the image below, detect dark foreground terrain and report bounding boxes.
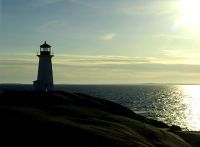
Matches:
[0,91,199,146]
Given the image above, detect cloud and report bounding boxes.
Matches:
[36,20,67,33]
[118,0,178,16]
[2,52,200,68]
[2,53,200,84]
[68,0,179,17]
[68,0,98,9]
[31,0,63,7]
[163,49,200,59]
[0,0,2,34]
[0,53,154,67]
[54,61,200,84]
[54,54,157,66]
[159,49,200,66]
[99,33,116,41]
[55,53,200,66]
[163,49,184,57]
[155,33,192,40]
[55,57,200,73]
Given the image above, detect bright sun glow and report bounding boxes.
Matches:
[179,0,200,30]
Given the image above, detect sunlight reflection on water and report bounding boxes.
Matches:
[148,85,200,131]
[181,85,200,130]
[55,84,200,131]
[145,85,200,131]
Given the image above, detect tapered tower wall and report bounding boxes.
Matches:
[33,42,54,92]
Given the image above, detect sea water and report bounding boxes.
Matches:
[1,84,200,131]
[55,84,200,131]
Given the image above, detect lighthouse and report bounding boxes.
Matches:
[33,41,54,91]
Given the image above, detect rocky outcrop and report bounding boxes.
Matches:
[0,91,192,146]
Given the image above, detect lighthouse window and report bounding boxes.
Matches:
[44,48,48,51]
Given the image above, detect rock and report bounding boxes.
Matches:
[170,125,182,132]
[0,91,192,146]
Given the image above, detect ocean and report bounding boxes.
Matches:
[1,84,200,131]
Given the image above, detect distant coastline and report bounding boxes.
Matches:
[1,83,200,86]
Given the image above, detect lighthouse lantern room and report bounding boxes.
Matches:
[33,41,54,91]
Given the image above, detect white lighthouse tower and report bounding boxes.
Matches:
[33,41,54,91]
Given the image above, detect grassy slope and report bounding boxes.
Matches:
[0,91,194,146]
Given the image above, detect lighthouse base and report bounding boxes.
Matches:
[33,80,54,92]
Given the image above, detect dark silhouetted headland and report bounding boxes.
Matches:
[0,91,199,146]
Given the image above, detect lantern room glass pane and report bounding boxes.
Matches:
[41,47,50,52]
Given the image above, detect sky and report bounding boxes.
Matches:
[1,0,200,84]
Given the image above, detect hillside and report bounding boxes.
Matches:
[0,91,195,146]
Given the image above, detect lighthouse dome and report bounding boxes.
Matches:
[40,41,51,48]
